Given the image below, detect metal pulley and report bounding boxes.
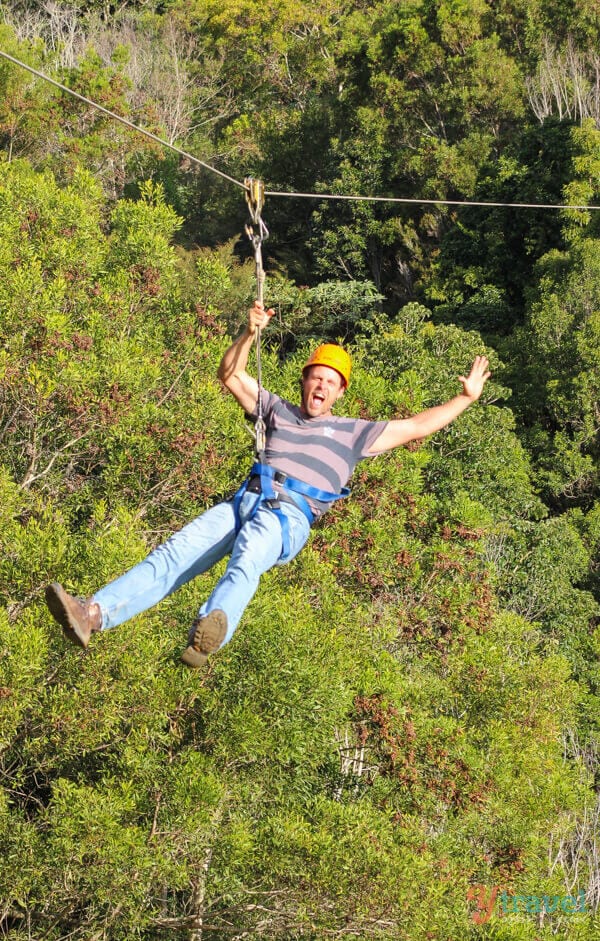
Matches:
[245,176,265,225]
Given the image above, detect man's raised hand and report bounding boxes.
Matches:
[458,355,491,402]
[248,300,275,336]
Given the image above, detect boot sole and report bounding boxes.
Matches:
[45,583,89,649]
[181,610,227,668]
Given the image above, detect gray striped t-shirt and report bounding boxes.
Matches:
[253,390,388,519]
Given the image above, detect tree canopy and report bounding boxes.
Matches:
[0,2,599,938]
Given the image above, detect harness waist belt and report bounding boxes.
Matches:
[231,463,350,564]
[249,463,351,505]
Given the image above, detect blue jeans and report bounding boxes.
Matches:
[92,492,311,646]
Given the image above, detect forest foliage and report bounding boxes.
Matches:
[0,1,599,939]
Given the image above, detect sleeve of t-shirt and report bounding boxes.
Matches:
[352,418,389,459]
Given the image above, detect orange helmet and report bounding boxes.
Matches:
[303,344,352,387]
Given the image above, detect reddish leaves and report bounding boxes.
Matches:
[353,693,491,811]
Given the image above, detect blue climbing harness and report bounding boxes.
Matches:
[232,462,350,561]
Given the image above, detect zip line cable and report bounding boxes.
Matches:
[263,188,600,211]
[2,47,600,212]
[0,49,246,191]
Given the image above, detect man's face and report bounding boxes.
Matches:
[301,365,345,417]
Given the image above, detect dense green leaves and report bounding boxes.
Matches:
[1,2,600,938]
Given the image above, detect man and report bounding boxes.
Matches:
[46,301,491,667]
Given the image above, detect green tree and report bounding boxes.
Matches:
[1,6,600,935]
[0,25,57,162]
[508,238,600,510]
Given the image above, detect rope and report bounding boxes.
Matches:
[245,179,268,459]
[1,47,599,212]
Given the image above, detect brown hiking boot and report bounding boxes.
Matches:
[181,610,227,668]
[45,583,102,649]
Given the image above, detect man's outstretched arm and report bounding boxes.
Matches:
[217,301,274,413]
[368,355,491,454]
